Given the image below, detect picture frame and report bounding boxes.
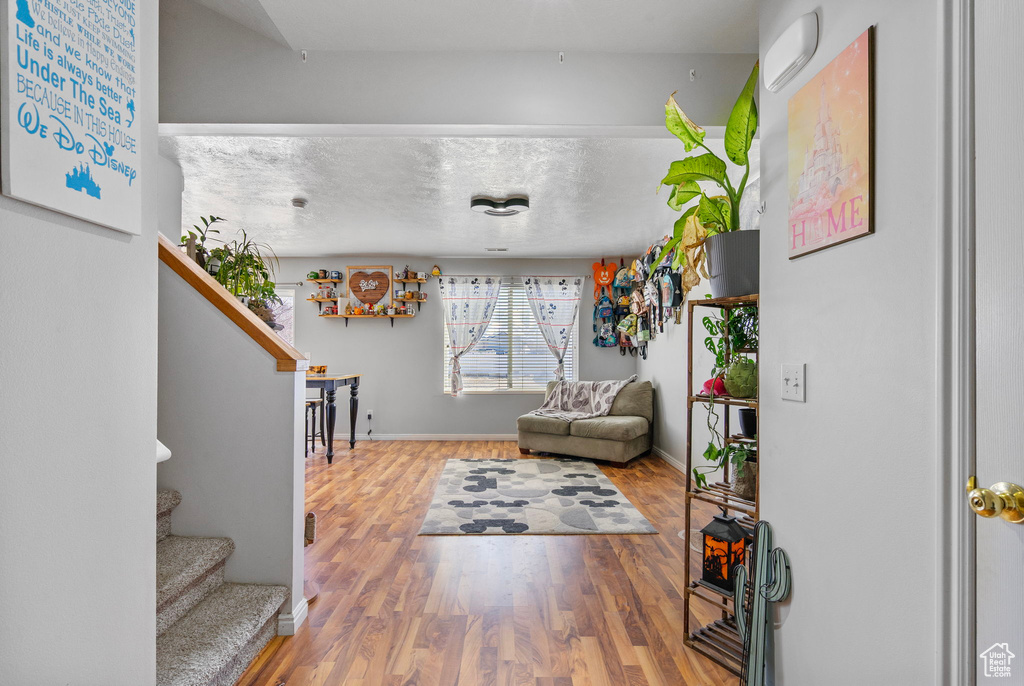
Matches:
[1,0,142,235]
[787,26,874,258]
[346,265,393,307]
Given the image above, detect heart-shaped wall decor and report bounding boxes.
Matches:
[349,271,390,305]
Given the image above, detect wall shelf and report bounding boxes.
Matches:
[688,395,758,409]
[309,278,343,284]
[683,293,759,677]
[319,313,415,328]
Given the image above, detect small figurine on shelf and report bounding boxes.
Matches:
[345,301,354,315]
[402,265,411,280]
[431,265,442,277]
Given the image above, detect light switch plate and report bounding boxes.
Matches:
[781,363,806,402]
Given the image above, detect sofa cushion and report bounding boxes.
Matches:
[609,381,654,422]
[569,416,649,442]
[517,413,570,436]
[544,380,654,423]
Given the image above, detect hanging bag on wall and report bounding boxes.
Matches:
[594,321,618,347]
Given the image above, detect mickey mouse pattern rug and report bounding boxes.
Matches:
[419,458,656,535]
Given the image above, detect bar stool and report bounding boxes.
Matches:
[305,398,323,456]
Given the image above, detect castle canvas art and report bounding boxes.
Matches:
[788,28,873,258]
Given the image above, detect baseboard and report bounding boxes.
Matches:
[277,597,308,636]
[348,434,518,442]
[653,446,686,474]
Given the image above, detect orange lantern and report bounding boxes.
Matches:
[700,515,747,593]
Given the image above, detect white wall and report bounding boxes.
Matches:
[156,259,306,633]
[280,257,637,438]
[759,2,939,684]
[0,2,159,682]
[159,0,757,128]
[157,156,304,631]
[635,297,724,471]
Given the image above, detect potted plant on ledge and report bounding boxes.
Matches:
[658,61,760,299]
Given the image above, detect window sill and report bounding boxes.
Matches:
[444,390,547,396]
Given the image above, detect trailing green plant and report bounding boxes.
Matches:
[694,304,759,488]
[214,229,280,303]
[695,434,755,489]
[701,305,758,373]
[656,61,759,295]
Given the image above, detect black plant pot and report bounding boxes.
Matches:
[738,408,757,438]
[706,230,760,299]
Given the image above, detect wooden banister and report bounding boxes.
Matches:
[158,233,309,372]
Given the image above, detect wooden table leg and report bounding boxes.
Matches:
[349,379,359,450]
[325,388,337,464]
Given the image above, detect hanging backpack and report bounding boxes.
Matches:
[630,289,647,315]
[638,315,652,342]
[615,294,632,317]
[616,313,638,336]
[597,294,614,319]
[594,321,618,347]
[613,266,632,289]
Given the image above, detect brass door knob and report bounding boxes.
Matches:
[966,476,1024,523]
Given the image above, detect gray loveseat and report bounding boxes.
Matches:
[516,380,654,464]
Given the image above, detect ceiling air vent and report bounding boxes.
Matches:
[485,248,509,252]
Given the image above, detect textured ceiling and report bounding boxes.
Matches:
[194,0,759,53]
[160,135,758,258]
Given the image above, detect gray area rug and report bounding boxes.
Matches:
[419,458,657,535]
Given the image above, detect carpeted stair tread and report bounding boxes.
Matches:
[157,490,183,543]
[158,489,183,517]
[157,536,234,610]
[156,582,288,686]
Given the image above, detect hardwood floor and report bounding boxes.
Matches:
[237,441,735,686]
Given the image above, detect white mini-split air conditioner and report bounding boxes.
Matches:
[763,12,819,93]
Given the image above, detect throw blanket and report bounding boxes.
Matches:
[530,375,638,422]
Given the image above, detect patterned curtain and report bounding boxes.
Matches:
[523,276,585,381]
[438,276,503,397]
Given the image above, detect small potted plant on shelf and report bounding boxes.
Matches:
[657,62,760,299]
[731,442,758,501]
[181,215,224,270]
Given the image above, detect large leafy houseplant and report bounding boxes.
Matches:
[657,62,759,294]
[214,229,280,304]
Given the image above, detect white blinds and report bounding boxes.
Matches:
[443,278,578,392]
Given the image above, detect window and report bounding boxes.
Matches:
[272,289,295,347]
[442,278,578,393]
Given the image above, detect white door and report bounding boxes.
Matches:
[974,1,1024,682]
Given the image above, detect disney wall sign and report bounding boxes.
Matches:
[1,0,141,234]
